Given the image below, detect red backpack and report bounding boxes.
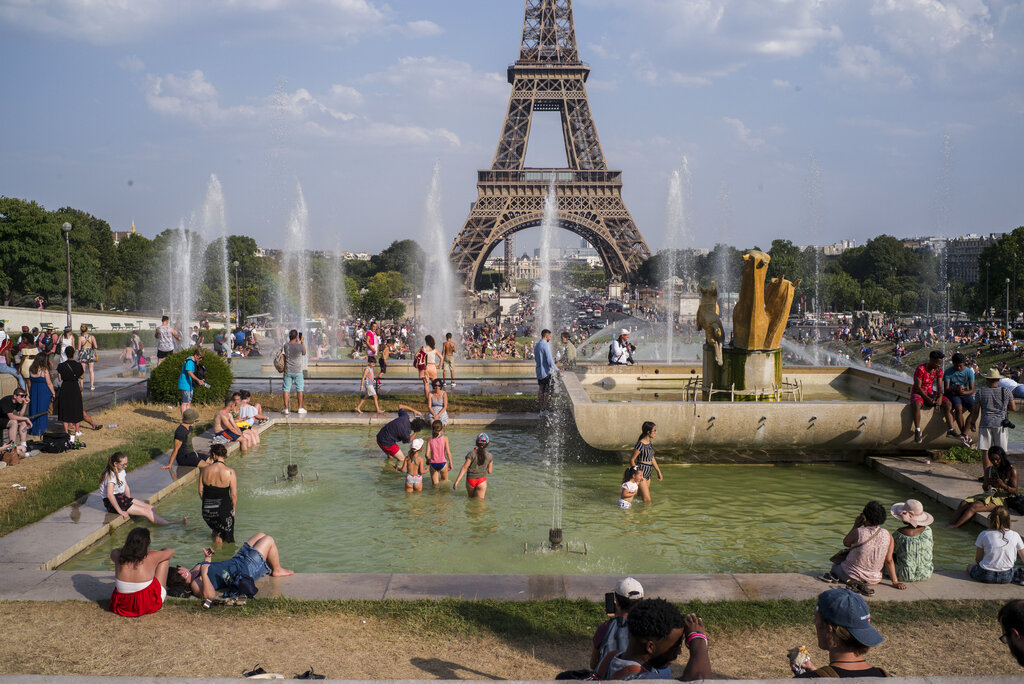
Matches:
[413,348,427,371]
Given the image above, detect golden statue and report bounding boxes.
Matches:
[696,283,725,365]
[732,250,801,351]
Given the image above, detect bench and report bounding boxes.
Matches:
[123,323,136,330]
[82,323,96,331]
[148,323,157,329]
[110,323,122,330]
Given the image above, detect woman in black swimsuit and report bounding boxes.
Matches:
[628,421,662,503]
[199,444,237,543]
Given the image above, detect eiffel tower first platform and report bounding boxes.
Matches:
[450,0,651,290]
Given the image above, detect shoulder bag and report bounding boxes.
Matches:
[829,526,883,565]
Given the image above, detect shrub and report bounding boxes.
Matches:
[945,445,982,463]
[147,349,234,404]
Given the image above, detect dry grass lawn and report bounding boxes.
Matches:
[0,602,1016,679]
[0,402,217,517]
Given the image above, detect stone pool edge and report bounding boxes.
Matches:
[1,411,1021,604]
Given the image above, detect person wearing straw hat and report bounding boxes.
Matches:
[974,367,1017,472]
[891,499,934,583]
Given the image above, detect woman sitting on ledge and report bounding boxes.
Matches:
[818,501,905,595]
[968,506,1024,584]
[950,446,1018,528]
[109,527,174,617]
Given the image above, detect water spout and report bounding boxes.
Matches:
[420,162,458,339]
[536,179,556,334]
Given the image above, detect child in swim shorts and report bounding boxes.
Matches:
[401,438,426,492]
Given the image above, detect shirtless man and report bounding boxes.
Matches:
[400,438,426,492]
[441,332,457,387]
[175,533,293,600]
[213,396,255,452]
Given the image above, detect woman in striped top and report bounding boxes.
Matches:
[629,421,662,503]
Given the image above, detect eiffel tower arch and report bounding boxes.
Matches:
[450,0,651,290]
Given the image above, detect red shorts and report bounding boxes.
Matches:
[378,441,402,457]
[910,393,950,406]
[109,577,164,617]
[467,477,487,488]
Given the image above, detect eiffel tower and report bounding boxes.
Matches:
[450,0,651,290]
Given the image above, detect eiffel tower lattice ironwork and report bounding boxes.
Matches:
[450,0,651,289]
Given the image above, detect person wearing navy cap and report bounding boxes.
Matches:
[794,589,889,678]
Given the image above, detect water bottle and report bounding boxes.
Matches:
[107,424,118,429]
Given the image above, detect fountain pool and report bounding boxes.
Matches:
[61,426,977,575]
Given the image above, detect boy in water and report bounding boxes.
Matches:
[355,357,382,414]
[400,438,426,492]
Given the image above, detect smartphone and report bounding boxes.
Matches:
[604,592,616,616]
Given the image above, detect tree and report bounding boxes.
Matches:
[53,207,115,310]
[0,197,63,305]
[113,232,155,311]
[372,240,424,292]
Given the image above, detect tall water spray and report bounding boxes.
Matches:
[419,162,458,339]
[663,161,689,363]
[715,181,734,338]
[536,179,557,334]
[330,242,346,328]
[806,154,824,363]
[280,183,310,337]
[200,174,231,335]
[169,220,198,336]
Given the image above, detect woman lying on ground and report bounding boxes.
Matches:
[968,506,1024,584]
[951,446,1018,528]
[175,533,293,600]
[109,527,174,617]
[818,501,905,595]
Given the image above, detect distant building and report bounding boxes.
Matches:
[902,236,948,253]
[111,220,137,246]
[947,233,1002,283]
[822,240,856,256]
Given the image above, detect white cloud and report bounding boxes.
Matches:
[361,57,507,104]
[825,44,915,90]
[869,0,994,55]
[141,66,460,147]
[723,117,765,149]
[0,0,433,44]
[772,79,791,88]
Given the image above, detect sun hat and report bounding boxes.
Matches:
[615,577,644,599]
[817,588,883,648]
[63,326,72,333]
[985,368,1004,380]
[890,499,934,527]
[182,408,199,424]
[620,329,630,336]
[411,438,424,451]
[475,432,489,446]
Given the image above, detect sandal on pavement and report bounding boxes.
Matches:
[295,667,326,680]
[817,572,840,584]
[846,579,874,596]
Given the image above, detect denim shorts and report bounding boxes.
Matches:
[969,564,1013,584]
[235,542,270,580]
[180,390,193,404]
[282,372,304,392]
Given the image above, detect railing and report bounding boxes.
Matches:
[477,169,622,184]
[682,377,804,402]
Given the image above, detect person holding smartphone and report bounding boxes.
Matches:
[589,578,654,672]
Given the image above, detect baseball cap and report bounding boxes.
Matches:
[621,329,630,336]
[816,588,883,648]
[615,577,644,600]
[411,438,424,451]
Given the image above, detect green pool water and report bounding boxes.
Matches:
[62,426,979,574]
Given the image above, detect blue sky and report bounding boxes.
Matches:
[1,0,1022,254]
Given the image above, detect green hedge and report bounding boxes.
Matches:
[147,349,234,404]
[73,328,229,350]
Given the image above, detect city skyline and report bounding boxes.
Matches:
[2,1,1022,254]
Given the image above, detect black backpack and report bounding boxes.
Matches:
[40,431,71,453]
[194,363,208,381]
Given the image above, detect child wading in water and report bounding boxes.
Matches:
[619,465,643,509]
[355,357,382,414]
[400,438,426,492]
[453,433,494,499]
[426,420,453,486]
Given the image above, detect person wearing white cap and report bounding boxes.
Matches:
[890,499,934,583]
[609,329,634,366]
[399,438,426,492]
[588,577,652,672]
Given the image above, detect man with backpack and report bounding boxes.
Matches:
[178,347,209,419]
[609,330,634,365]
[591,598,710,681]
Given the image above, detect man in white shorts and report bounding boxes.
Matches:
[975,367,1017,470]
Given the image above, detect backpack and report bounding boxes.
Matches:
[608,343,617,365]
[587,650,644,681]
[273,345,287,373]
[414,348,428,371]
[194,363,207,381]
[41,431,71,453]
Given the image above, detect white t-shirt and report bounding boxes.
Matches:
[239,404,258,427]
[99,469,127,498]
[976,529,1024,571]
[156,325,175,352]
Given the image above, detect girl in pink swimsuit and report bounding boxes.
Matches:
[427,420,452,486]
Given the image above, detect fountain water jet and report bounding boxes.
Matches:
[419,162,458,339]
[663,160,689,363]
[169,220,200,338]
[200,174,231,336]
[279,183,310,349]
[535,179,557,334]
[330,241,346,330]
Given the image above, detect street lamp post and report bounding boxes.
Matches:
[985,261,990,319]
[1007,278,1012,331]
[945,282,951,339]
[62,222,73,328]
[233,260,240,326]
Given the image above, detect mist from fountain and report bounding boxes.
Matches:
[663,161,689,363]
[806,154,824,364]
[535,179,557,334]
[200,174,231,334]
[169,220,199,336]
[715,181,734,340]
[279,183,310,341]
[420,162,458,339]
[330,242,346,328]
